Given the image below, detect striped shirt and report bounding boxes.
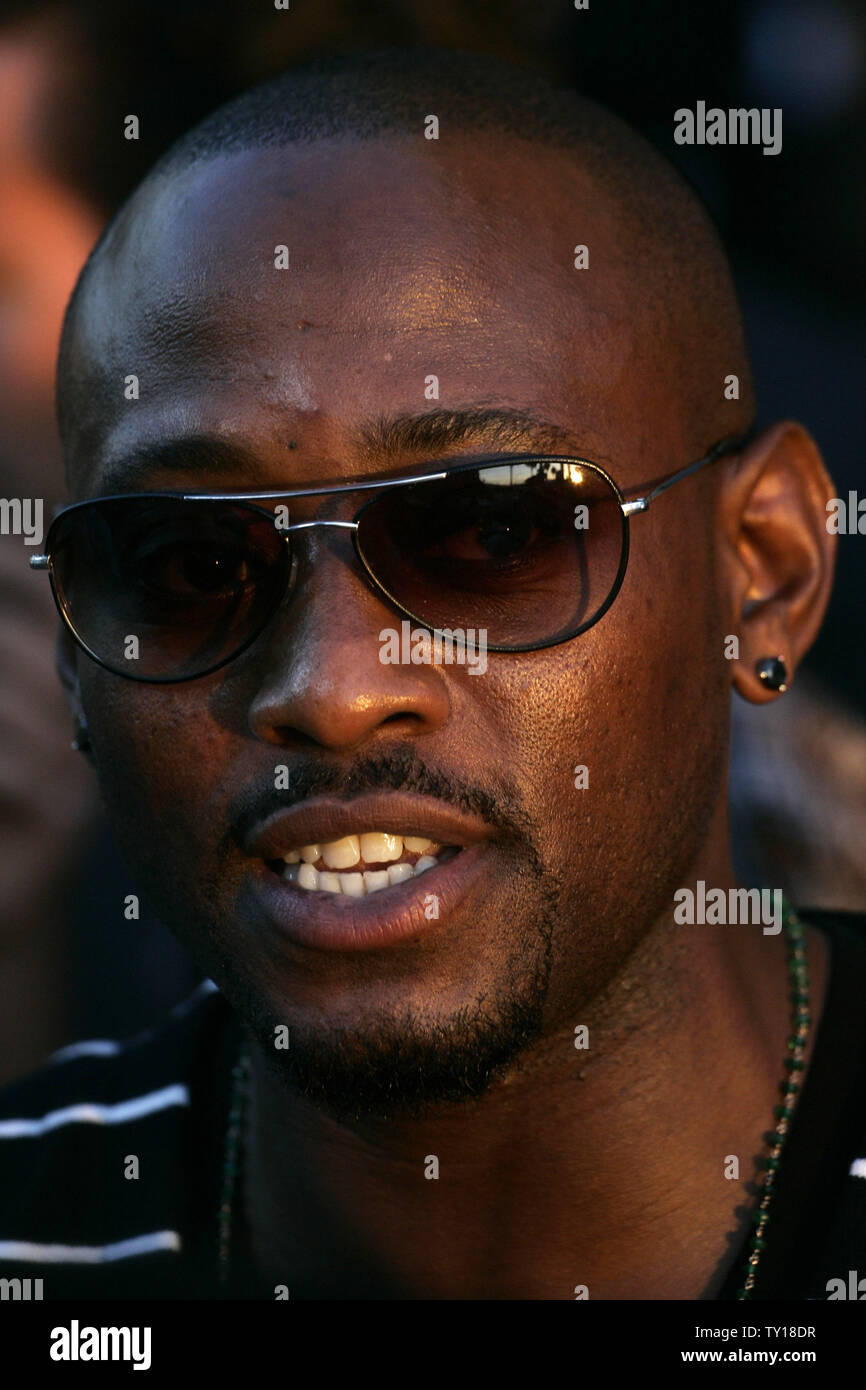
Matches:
[1,913,865,1300]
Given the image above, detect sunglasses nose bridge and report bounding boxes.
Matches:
[283,519,360,537]
[272,517,362,614]
[279,519,361,576]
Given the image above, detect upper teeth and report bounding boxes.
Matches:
[284,833,434,869]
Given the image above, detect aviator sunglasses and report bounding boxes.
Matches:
[31,434,752,683]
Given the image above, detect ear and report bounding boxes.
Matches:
[719,422,837,705]
[55,622,94,763]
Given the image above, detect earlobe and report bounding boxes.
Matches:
[722,422,837,706]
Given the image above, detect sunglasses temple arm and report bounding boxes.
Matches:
[620,430,755,517]
[29,435,758,557]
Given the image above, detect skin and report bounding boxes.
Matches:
[57,133,836,1298]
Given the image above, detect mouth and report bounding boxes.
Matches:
[266,833,460,896]
[243,794,495,952]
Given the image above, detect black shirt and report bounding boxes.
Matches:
[1,911,865,1300]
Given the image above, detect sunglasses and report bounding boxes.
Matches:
[31,434,751,683]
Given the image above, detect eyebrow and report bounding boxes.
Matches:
[95,406,583,494]
[360,407,580,460]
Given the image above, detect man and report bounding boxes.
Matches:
[0,48,863,1302]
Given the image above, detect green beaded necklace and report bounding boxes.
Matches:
[735,902,811,1299]
[217,902,811,1299]
[217,1047,251,1284]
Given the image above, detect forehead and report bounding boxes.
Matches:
[67,135,660,494]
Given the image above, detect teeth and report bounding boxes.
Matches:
[363,870,391,894]
[320,835,360,870]
[359,832,402,863]
[285,849,448,894]
[289,831,437,869]
[339,872,365,897]
[403,836,434,853]
[297,862,319,890]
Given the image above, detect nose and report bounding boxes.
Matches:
[246,527,450,751]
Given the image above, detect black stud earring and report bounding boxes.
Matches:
[71,718,92,753]
[756,656,788,693]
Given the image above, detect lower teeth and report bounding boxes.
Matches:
[283,853,444,895]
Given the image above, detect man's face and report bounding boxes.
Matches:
[64,136,731,1116]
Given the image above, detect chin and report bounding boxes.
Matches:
[249,988,549,1123]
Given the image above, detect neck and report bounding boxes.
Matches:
[239,848,828,1299]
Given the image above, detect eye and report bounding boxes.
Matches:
[445,510,537,561]
[419,490,554,564]
[119,521,259,600]
[148,542,251,596]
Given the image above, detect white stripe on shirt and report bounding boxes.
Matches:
[0,1083,189,1137]
[46,981,219,1067]
[48,1039,122,1063]
[0,1230,182,1264]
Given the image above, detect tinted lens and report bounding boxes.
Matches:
[49,497,289,680]
[356,460,627,648]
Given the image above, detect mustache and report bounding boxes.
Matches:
[228,745,534,848]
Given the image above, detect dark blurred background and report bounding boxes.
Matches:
[0,0,864,1081]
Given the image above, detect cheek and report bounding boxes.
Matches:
[477,544,727,900]
[81,671,230,883]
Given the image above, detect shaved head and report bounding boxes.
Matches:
[57,46,754,476]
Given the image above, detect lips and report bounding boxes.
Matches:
[243,793,494,863]
[241,793,495,952]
